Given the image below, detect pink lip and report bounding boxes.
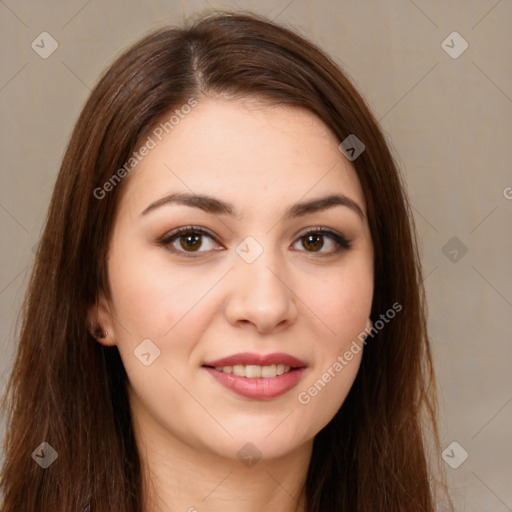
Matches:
[203,352,307,368]
[202,352,308,400]
[203,367,307,400]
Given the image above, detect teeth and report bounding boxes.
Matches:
[233,365,245,377]
[215,366,232,373]
[261,364,276,378]
[214,364,293,378]
[246,365,262,378]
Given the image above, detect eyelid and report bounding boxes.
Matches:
[161,225,219,242]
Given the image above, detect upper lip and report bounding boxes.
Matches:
[203,352,307,368]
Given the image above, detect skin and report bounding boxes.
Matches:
[88,97,374,512]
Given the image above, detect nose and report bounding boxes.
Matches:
[224,243,298,334]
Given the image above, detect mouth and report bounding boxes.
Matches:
[201,352,308,400]
[202,363,298,378]
[202,351,307,370]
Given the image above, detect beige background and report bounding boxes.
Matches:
[1,0,511,509]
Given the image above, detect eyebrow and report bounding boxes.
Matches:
[140,192,365,221]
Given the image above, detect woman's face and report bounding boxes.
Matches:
[91,97,374,461]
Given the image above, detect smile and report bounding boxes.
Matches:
[210,364,292,378]
[202,351,308,400]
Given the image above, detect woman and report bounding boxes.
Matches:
[0,11,448,511]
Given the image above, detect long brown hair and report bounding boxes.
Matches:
[1,11,448,511]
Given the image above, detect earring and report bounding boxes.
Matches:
[93,325,107,340]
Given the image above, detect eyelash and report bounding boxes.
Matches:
[157,225,352,258]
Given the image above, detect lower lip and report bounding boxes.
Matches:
[203,367,307,400]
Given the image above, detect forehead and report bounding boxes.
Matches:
[119,98,366,217]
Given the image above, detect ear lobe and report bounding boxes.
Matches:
[87,290,116,346]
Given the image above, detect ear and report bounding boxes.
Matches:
[87,290,117,347]
[365,317,373,332]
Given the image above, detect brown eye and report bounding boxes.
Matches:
[159,226,222,257]
[302,233,324,252]
[180,233,203,251]
[293,228,352,255]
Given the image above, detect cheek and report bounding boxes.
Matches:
[294,261,372,428]
[305,262,373,343]
[107,246,218,338]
